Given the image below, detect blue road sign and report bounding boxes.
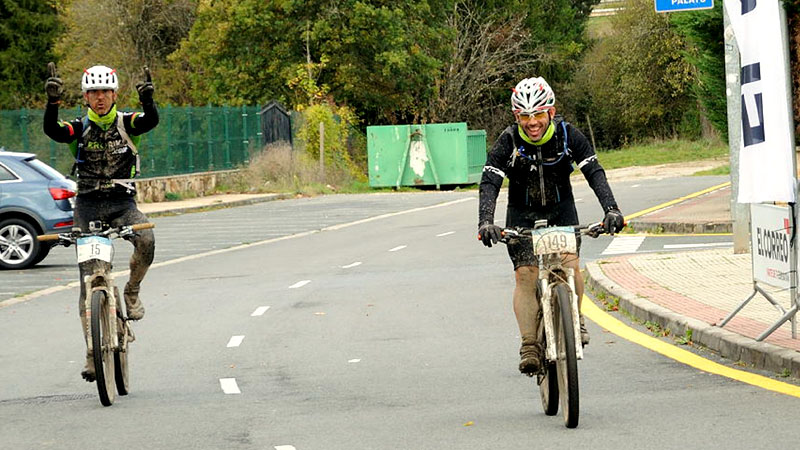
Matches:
[654,0,713,13]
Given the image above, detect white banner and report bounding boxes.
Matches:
[725,0,795,203]
[750,203,791,289]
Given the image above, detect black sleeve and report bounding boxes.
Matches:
[568,124,619,212]
[124,100,159,136]
[478,128,514,226]
[42,103,81,144]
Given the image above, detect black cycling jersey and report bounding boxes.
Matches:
[43,101,159,197]
[478,115,618,226]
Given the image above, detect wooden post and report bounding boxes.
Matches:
[319,121,325,179]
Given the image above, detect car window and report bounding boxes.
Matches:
[0,163,19,181]
[27,158,66,180]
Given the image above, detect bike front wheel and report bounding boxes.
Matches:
[91,290,116,406]
[538,361,559,416]
[554,283,579,428]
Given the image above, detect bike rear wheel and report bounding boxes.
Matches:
[114,324,130,395]
[554,283,579,428]
[91,290,116,406]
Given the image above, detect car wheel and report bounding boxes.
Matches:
[31,242,53,266]
[0,218,41,270]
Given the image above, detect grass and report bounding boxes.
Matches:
[595,138,729,171]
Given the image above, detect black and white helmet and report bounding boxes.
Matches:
[81,65,118,92]
[510,77,555,114]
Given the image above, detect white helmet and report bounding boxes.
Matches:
[82,65,118,92]
[511,77,555,114]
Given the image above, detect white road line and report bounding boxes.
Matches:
[251,306,271,316]
[220,378,241,394]
[342,262,362,269]
[663,242,732,249]
[436,231,455,237]
[389,245,407,252]
[631,184,641,188]
[348,359,361,363]
[601,236,646,255]
[289,280,311,289]
[2,196,476,310]
[275,446,297,450]
[227,336,245,348]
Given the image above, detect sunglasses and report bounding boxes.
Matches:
[518,110,549,121]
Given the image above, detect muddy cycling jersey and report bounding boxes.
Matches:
[478,115,618,226]
[43,101,159,197]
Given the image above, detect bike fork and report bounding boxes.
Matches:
[83,274,119,353]
[566,269,584,361]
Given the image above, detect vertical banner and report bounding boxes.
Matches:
[725,0,795,203]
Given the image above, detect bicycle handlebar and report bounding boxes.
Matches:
[498,222,605,244]
[37,223,155,244]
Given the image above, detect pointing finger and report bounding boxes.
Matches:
[143,67,151,83]
[48,62,57,78]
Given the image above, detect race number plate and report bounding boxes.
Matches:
[77,236,113,263]
[531,226,577,255]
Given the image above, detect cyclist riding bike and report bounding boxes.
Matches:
[43,63,158,382]
[477,77,624,376]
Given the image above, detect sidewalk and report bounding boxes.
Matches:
[138,192,294,217]
[585,183,800,378]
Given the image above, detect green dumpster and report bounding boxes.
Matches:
[367,123,487,189]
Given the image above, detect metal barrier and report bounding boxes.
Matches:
[0,105,265,177]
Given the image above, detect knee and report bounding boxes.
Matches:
[515,265,538,284]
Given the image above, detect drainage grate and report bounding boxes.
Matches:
[0,393,95,405]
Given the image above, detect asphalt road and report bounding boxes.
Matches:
[2,175,796,449]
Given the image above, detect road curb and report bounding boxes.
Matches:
[584,261,800,378]
[627,220,732,234]
[143,193,295,217]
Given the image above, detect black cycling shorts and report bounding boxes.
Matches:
[504,203,580,270]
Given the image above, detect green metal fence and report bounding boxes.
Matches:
[0,105,264,177]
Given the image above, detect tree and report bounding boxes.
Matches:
[54,0,195,107]
[566,0,698,147]
[669,2,726,139]
[0,0,62,109]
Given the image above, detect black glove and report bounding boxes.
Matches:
[603,208,625,235]
[478,223,503,247]
[136,67,154,104]
[44,62,63,103]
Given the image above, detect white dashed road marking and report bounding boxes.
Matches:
[227,336,244,348]
[389,245,407,252]
[348,359,361,363]
[220,378,241,394]
[289,280,311,289]
[436,231,455,237]
[251,306,271,316]
[275,446,296,450]
[601,236,646,255]
[663,242,732,249]
[342,262,362,269]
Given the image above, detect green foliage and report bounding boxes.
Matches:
[564,0,699,148]
[54,0,196,108]
[296,103,364,181]
[0,0,62,109]
[669,2,727,140]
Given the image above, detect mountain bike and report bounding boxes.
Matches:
[39,221,154,406]
[501,220,605,429]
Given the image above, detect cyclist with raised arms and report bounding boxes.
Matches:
[477,77,624,375]
[43,63,158,382]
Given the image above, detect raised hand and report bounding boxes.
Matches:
[136,67,154,104]
[44,62,63,103]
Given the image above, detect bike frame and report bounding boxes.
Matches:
[83,267,119,354]
[537,253,584,363]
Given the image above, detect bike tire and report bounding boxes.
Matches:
[91,290,116,406]
[554,283,579,428]
[538,361,559,416]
